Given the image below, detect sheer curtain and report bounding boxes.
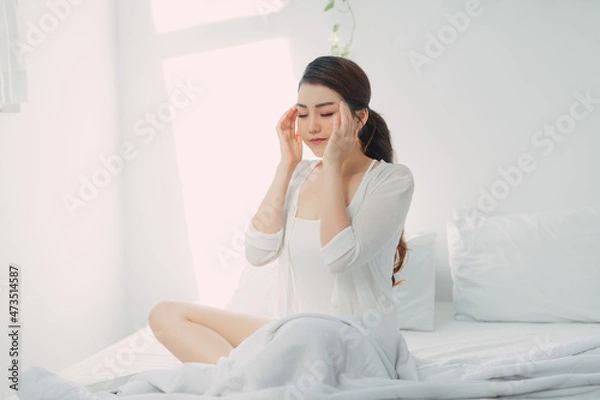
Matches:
[0,0,27,113]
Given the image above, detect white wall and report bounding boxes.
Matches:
[0,0,126,376]
[353,0,600,300]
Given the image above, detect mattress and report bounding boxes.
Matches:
[400,301,600,385]
[402,301,600,350]
[58,301,600,393]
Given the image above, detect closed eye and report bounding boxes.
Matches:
[297,113,334,118]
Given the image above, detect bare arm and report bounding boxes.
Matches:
[244,106,302,266]
[320,162,350,247]
[251,162,297,234]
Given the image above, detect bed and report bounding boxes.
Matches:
[16,300,589,399]
[19,206,600,399]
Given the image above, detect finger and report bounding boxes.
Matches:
[280,107,295,135]
[341,101,358,140]
[338,101,347,137]
[290,106,298,122]
[343,101,353,135]
[346,104,357,139]
[276,112,286,131]
[288,107,298,139]
[277,107,294,132]
[284,106,297,139]
[332,103,340,137]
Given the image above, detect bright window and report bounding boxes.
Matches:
[161,38,296,307]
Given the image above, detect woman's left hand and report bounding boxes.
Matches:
[323,101,361,166]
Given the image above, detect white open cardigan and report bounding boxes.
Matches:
[244,158,415,329]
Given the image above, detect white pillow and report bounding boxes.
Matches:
[447,206,600,322]
[227,232,437,331]
[393,232,437,331]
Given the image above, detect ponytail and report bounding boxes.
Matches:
[357,108,409,287]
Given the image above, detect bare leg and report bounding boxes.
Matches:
[148,301,276,364]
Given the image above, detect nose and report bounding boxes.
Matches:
[308,116,321,134]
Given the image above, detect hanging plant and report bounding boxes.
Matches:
[323,0,355,59]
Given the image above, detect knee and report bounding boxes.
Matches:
[148,300,180,335]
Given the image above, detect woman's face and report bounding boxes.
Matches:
[296,83,343,157]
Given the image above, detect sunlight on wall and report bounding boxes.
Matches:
[161,38,296,308]
[151,0,285,33]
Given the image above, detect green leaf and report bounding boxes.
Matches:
[324,0,335,12]
[333,23,339,32]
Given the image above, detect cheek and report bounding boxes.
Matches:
[296,119,307,133]
[320,118,334,135]
[324,118,335,131]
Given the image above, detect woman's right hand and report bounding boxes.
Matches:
[276,106,302,167]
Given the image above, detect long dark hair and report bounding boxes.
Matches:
[298,56,408,287]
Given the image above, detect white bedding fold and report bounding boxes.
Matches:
[19,313,600,400]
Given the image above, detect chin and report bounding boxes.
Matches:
[309,149,324,158]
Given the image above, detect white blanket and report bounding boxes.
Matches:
[19,313,600,400]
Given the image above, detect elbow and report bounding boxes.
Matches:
[326,263,347,274]
[245,254,269,267]
[247,258,267,267]
[245,247,279,267]
[321,226,359,274]
[324,248,359,274]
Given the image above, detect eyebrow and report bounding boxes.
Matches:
[296,102,336,108]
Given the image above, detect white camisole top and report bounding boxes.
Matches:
[288,217,336,314]
[287,158,379,315]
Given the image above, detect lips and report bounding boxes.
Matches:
[310,138,326,143]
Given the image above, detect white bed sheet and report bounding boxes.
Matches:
[401,301,600,386]
[59,324,181,392]
[402,301,600,350]
[58,301,600,393]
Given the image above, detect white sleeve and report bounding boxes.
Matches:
[244,221,283,267]
[319,165,415,274]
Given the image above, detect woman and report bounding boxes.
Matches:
[148,55,415,365]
